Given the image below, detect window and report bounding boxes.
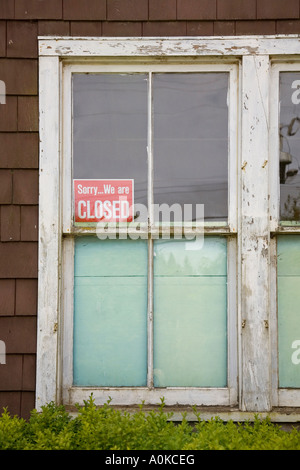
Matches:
[270,63,300,406]
[37,36,300,414]
[60,61,238,406]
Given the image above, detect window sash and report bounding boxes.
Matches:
[62,62,239,237]
[59,61,239,406]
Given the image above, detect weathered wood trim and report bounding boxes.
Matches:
[240,55,271,411]
[36,56,61,410]
[38,36,300,58]
[67,387,230,407]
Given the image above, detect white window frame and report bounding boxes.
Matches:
[37,35,300,414]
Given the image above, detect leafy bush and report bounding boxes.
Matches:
[0,395,300,450]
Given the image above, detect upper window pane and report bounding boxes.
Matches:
[279,72,300,222]
[153,73,229,223]
[73,74,148,210]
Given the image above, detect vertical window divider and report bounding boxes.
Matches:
[147,71,154,388]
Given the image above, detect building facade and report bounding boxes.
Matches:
[1,0,300,419]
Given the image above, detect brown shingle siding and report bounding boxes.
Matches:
[236,20,276,35]
[107,0,148,21]
[217,0,256,20]
[0,59,37,95]
[63,0,106,20]
[276,19,300,33]
[214,20,235,35]
[7,21,38,58]
[13,169,39,205]
[0,355,23,390]
[257,0,300,19]
[0,1,14,19]
[143,20,186,36]
[0,242,37,278]
[0,280,15,316]
[1,205,20,241]
[0,21,6,56]
[149,0,177,21]
[15,279,37,315]
[0,96,18,131]
[0,170,13,204]
[22,355,36,390]
[186,20,214,35]
[20,206,38,242]
[17,96,39,132]
[70,21,102,36]
[38,20,70,36]
[0,316,37,352]
[177,0,217,20]
[102,21,142,37]
[0,133,39,169]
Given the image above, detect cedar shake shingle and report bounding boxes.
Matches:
[0,59,37,95]
[63,0,106,20]
[13,170,39,205]
[0,133,39,169]
[0,279,15,316]
[217,0,256,20]
[0,242,37,278]
[7,21,38,58]
[1,205,20,241]
[177,0,217,20]
[257,0,300,19]
[15,279,38,316]
[0,170,12,204]
[107,0,148,21]
[15,0,63,20]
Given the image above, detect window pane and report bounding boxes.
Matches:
[153,237,227,387]
[278,235,300,387]
[73,237,148,386]
[153,73,229,223]
[279,72,300,221]
[73,74,148,212]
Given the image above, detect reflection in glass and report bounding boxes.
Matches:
[279,73,300,221]
[153,237,227,387]
[73,74,148,216]
[153,73,229,222]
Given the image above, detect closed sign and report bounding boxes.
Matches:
[74,179,134,223]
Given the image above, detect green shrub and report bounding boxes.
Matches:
[0,396,300,450]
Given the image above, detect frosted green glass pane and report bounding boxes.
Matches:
[278,235,300,388]
[73,237,148,386]
[153,238,227,387]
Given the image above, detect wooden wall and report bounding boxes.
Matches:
[1,0,300,418]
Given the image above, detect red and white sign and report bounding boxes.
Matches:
[74,179,134,223]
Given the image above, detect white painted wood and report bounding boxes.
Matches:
[36,56,61,410]
[279,389,300,406]
[61,238,75,404]
[68,387,230,407]
[240,55,271,411]
[39,36,300,58]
